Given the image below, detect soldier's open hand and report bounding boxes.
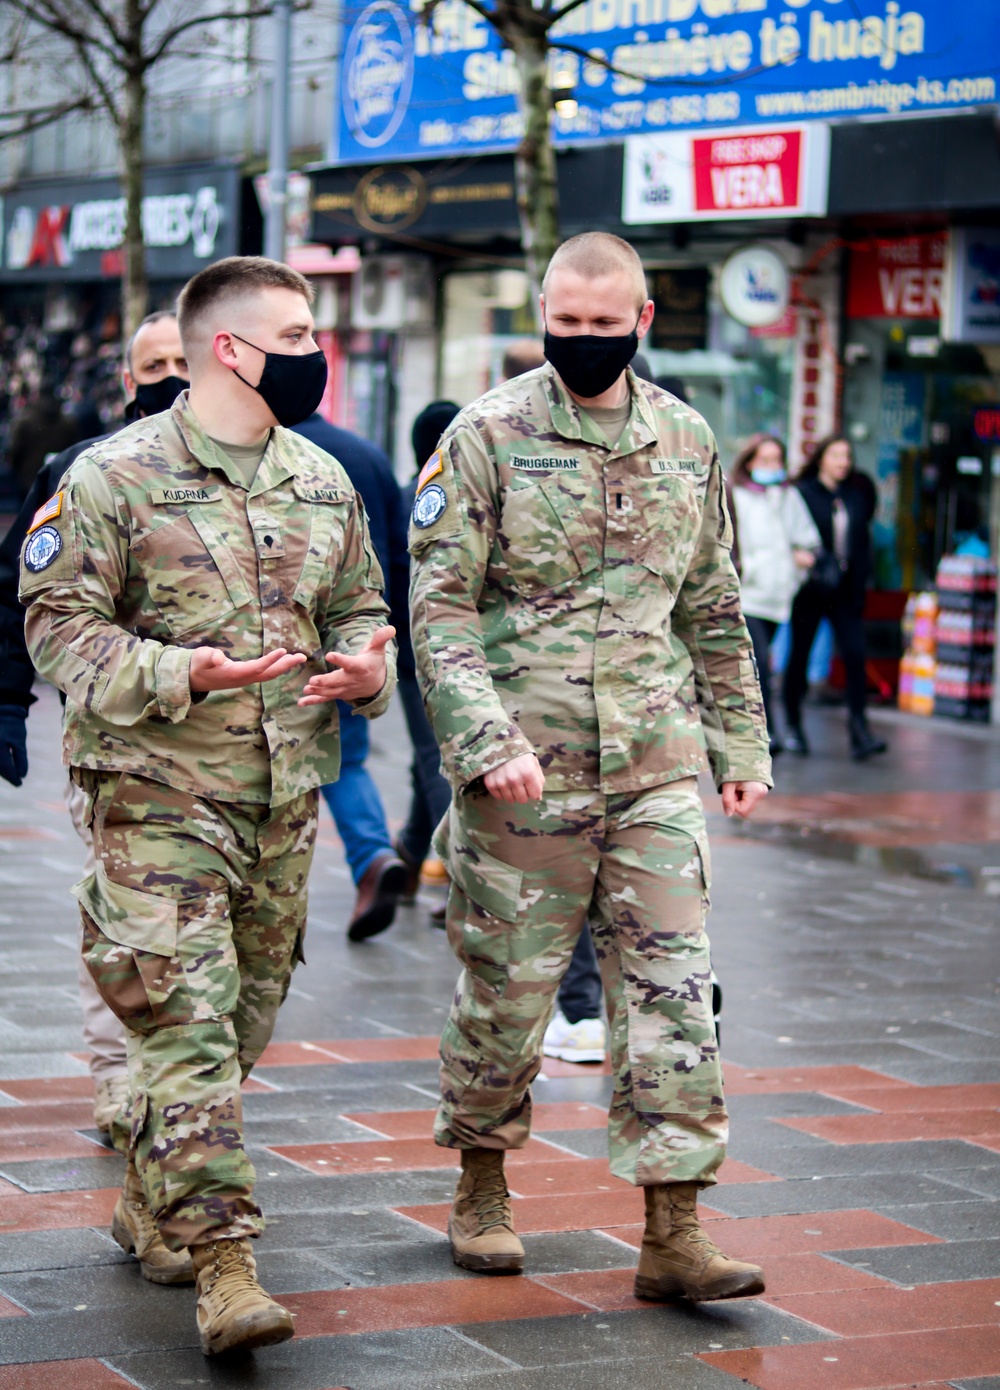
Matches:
[190,647,308,692]
[484,752,545,803]
[721,781,769,819]
[298,626,396,706]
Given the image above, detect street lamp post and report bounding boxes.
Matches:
[264,0,292,262]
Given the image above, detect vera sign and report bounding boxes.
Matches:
[693,130,802,213]
[623,123,828,223]
[846,234,946,319]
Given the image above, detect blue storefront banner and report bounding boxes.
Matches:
[333,0,1000,164]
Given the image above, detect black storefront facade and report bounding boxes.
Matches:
[0,161,254,487]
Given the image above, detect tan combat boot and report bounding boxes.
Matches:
[93,1074,129,1138]
[633,1182,765,1302]
[448,1148,525,1273]
[191,1238,295,1356]
[111,1158,194,1285]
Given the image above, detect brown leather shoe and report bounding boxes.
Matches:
[347,851,408,942]
[448,1148,524,1273]
[634,1182,764,1302]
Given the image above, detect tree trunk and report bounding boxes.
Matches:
[510,31,559,330]
[120,1,147,343]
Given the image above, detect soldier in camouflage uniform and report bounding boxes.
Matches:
[409,233,771,1301]
[21,257,395,1354]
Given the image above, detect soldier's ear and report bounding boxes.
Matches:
[636,300,655,340]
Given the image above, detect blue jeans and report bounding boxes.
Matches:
[558,926,603,1024]
[320,702,393,885]
[396,673,452,865]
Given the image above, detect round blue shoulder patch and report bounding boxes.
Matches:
[23,524,63,573]
[412,483,448,530]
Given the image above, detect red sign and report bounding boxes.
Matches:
[973,407,1000,442]
[692,130,802,214]
[847,234,946,320]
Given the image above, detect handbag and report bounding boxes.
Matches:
[810,549,844,591]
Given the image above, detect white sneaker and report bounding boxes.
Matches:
[542,1010,607,1063]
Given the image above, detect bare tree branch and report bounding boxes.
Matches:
[0,94,94,143]
[7,0,122,68]
[142,5,273,67]
[75,0,128,52]
[543,0,589,28]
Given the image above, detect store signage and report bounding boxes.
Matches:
[313,155,518,241]
[0,164,239,282]
[846,233,946,319]
[719,245,790,328]
[623,123,828,223]
[332,0,998,163]
[942,227,1000,345]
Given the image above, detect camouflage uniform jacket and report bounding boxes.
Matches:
[408,364,770,795]
[20,392,395,807]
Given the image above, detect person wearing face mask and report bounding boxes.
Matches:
[782,434,888,761]
[0,310,191,1147]
[18,256,396,1357]
[728,435,820,753]
[409,233,771,1304]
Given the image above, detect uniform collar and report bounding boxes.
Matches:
[168,391,297,494]
[542,363,659,455]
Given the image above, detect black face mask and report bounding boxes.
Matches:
[230,332,328,427]
[543,318,640,399]
[130,374,188,419]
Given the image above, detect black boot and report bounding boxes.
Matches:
[784,722,810,756]
[849,714,888,761]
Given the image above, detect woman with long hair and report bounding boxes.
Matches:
[729,434,820,753]
[781,434,888,761]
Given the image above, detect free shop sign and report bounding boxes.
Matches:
[623,123,829,223]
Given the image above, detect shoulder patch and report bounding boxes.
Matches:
[412,482,448,529]
[27,491,63,534]
[23,524,63,573]
[148,487,221,505]
[416,450,443,494]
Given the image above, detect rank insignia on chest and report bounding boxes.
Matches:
[27,491,64,533]
[416,450,443,493]
[412,482,448,529]
[23,524,63,572]
[509,454,579,471]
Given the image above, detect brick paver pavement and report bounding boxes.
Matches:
[0,686,996,1389]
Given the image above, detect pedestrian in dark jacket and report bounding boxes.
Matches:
[782,434,888,761]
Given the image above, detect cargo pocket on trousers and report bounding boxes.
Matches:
[446,804,524,996]
[74,864,183,1031]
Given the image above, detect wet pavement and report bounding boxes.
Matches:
[0,684,997,1390]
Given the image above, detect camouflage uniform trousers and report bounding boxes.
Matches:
[436,777,727,1187]
[74,770,318,1250]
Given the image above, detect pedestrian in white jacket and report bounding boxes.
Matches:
[729,435,820,752]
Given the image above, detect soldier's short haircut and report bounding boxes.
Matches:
[177,256,314,348]
[543,233,648,309]
[125,309,177,372]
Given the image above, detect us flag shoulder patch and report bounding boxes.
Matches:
[416,450,444,494]
[27,491,64,534]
